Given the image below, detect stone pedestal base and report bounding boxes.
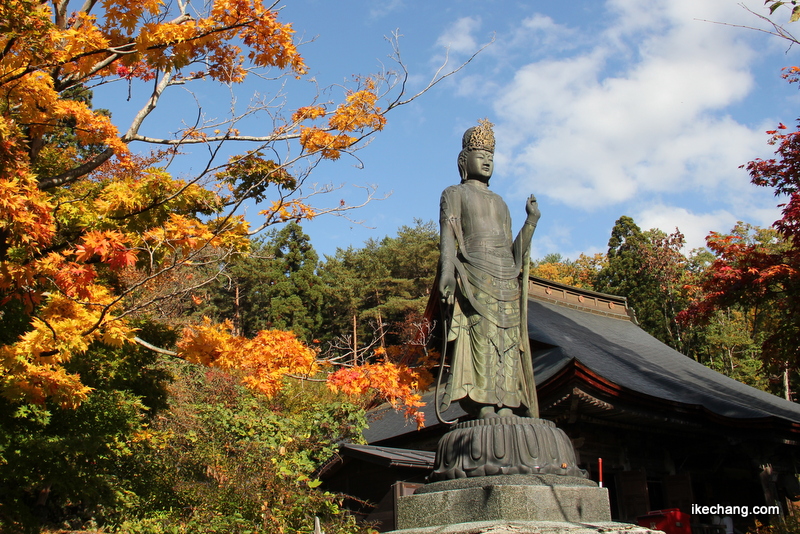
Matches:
[387,520,659,534]
[389,475,660,534]
[396,475,610,530]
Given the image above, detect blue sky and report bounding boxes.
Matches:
[94,0,800,260]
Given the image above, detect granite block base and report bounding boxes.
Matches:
[395,475,612,530]
[387,519,660,534]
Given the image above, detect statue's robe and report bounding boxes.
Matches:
[439,181,536,414]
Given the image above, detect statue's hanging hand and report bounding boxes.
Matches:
[439,267,456,306]
[525,194,541,225]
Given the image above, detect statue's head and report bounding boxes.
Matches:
[458,119,495,183]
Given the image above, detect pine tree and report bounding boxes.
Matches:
[202,223,323,342]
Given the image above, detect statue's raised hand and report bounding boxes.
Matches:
[525,194,540,224]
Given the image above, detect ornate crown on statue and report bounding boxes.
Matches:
[462,118,495,153]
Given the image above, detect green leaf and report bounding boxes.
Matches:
[769,1,784,15]
[791,5,800,21]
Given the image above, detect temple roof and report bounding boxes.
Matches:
[529,295,800,424]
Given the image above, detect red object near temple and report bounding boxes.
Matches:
[598,457,603,487]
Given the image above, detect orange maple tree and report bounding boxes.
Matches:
[0,0,473,420]
[530,253,606,289]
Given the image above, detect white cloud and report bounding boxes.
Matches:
[369,0,404,19]
[634,205,738,251]
[634,197,783,252]
[436,16,482,55]
[505,14,579,53]
[421,0,788,262]
[493,0,767,215]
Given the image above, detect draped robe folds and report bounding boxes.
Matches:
[439,181,537,416]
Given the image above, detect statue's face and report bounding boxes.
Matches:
[464,149,493,182]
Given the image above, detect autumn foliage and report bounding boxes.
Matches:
[0,0,433,422]
[178,318,319,398]
[328,356,433,428]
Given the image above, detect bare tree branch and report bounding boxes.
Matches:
[697,4,799,48]
[36,148,116,191]
[385,30,495,111]
[129,132,302,144]
[134,336,178,356]
[37,70,175,190]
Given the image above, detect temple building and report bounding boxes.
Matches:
[319,276,800,532]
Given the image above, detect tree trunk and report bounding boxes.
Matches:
[233,282,241,337]
[375,289,385,349]
[784,365,791,402]
[377,311,385,349]
[352,313,358,365]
